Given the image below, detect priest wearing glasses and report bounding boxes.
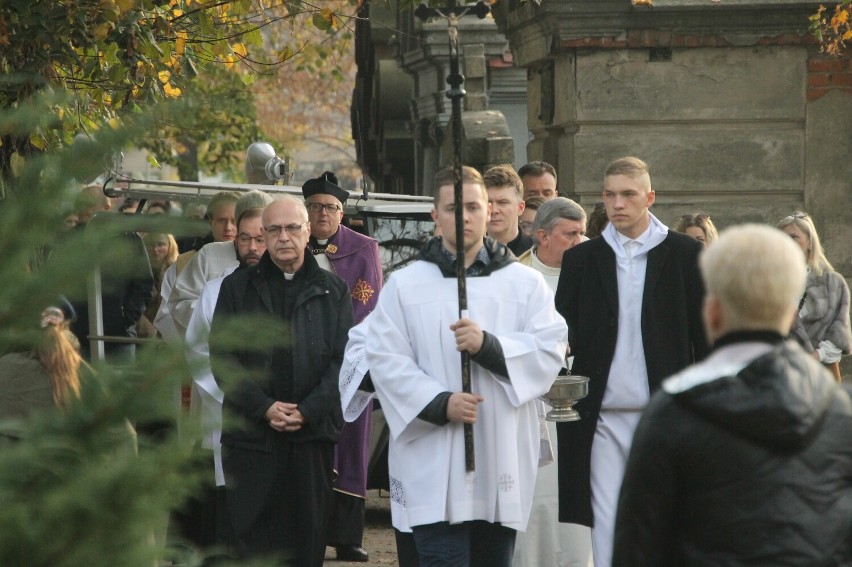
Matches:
[302,171,383,562]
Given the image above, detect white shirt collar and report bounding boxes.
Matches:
[603,212,669,258]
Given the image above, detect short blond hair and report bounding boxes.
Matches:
[604,157,652,196]
[206,191,241,218]
[432,166,487,206]
[700,224,806,331]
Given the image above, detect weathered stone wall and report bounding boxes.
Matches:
[494,0,851,377]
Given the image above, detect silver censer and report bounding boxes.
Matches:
[543,375,590,422]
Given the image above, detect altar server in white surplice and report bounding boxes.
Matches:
[367,166,568,567]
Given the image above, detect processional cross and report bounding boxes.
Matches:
[415,0,491,473]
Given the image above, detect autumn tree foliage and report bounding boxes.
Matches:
[253,1,357,161]
[0,0,359,187]
[811,0,852,55]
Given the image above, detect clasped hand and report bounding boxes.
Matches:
[265,401,303,432]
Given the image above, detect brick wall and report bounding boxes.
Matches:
[807,55,852,101]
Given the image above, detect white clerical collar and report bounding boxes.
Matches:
[531,248,561,275]
[316,238,329,245]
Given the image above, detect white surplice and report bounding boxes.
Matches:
[169,241,238,337]
[185,266,236,487]
[153,262,180,343]
[366,259,568,533]
[339,313,376,423]
[514,249,593,567]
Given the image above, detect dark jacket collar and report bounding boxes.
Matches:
[420,236,516,278]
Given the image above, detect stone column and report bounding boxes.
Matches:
[398,8,518,193]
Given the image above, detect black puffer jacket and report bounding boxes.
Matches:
[614,334,852,566]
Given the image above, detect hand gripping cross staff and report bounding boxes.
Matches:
[416,0,491,473]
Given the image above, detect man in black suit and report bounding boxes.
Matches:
[554,157,708,567]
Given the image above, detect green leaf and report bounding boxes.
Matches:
[313,12,333,31]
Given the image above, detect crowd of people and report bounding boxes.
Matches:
[1,155,851,567]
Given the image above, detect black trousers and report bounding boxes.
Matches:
[326,491,365,547]
[172,449,230,550]
[223,440,334,567]
[396,529,421,567]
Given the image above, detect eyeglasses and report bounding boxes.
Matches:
[519,221,535,234]
[307,203,342,214]
[785,212,809,220]
[237,233,265,246]
[681,213,710,222]
[263,223,307,238]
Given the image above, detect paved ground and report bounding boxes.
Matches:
[324,490,398,566]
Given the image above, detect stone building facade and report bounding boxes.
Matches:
[353,0,851,373]
[491,0,850,374]
[353,0,527,196]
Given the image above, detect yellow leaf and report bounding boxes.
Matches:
[158,70,171,84]
[93,23,112,40]
[115,0,134,14]
[837,9,849,24]
[173,8,184,18]
[844,29,852,40]
[29,134,46,150]
[169,0,179,6]
[176,32,187,56]
[103,92,112,105]
[109,117,121,129]
[132,85,141,98]
[232,42,248,58]
[321,8,334,22]
[147,154,161,169]
[224,55,236,70]
[164,83,182,98]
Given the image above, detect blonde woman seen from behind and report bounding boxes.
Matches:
[0,306,82,433]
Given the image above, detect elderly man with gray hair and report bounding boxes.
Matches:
[515,196,593,567]
[613,224,852,565]
[517,197,588,291]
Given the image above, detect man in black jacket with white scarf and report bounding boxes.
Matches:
[554,157,708,566]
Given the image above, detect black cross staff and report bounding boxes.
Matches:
[415,0,490,473]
